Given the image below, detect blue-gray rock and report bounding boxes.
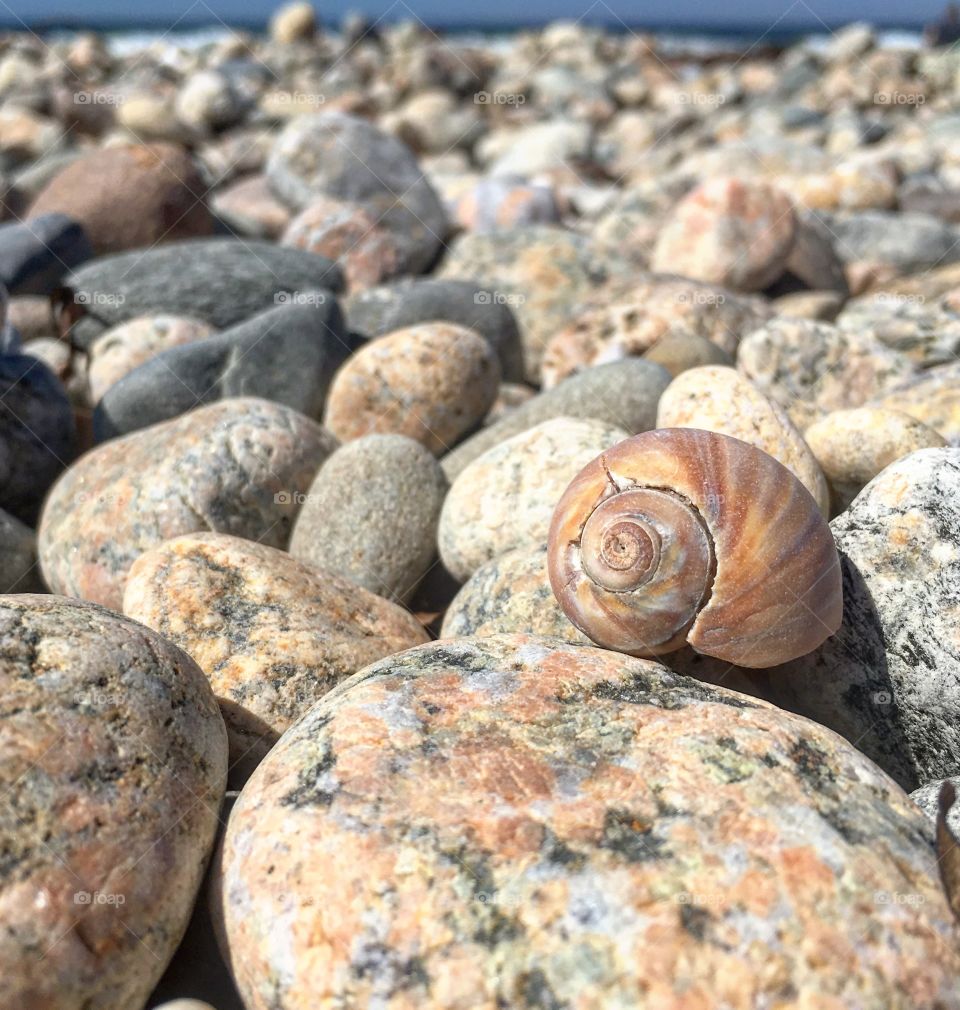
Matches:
[0,214,92,296]
[440,358,671,480]
[60,239,344,350]
[345,278,524,382]
[0,353,75,524]
[816,209,960,272]
[93,296,348,441]
[267,113,448,273]
[0,507,43,592]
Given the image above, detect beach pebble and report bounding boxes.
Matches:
[910,778,960,839]
[454,176,561,232]
[641,328,734,376]
[62,239,342,351]
[442,359,670,480]
[771,289,845,321]
[152,1002,219,1010]
[213,633,960,1010]
[38,397,335,610]
[737,317,914,431]
[93,297,348,440]
[270,1,317,43]
[29,143,215,255]
[440,545,587,642]
[768,448,960,790]
[0,595,227,1010]
[439,225,632,382]
[324,323,500,455]
[345,277,524,382]
[289,434,448,603]
[87,315,216,403]
[176,71,245,135]
[651,177,797,292]
[817,209,960,273]
[0,506,42,592]
[281,197,407,290]
[212,173,291,239]
[484,382,536,425]
[838,295,960,369]
[0,212,91,296]
[0,353,74,524]
[657,365,830,513]
[871,361,960,443]
[782,210,849,294]
[804,407,947,512]
[267,113,448,273]
[124,532,428,784]
[439,417,629,581]
[540,278,771,388]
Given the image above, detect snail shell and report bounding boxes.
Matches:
[547,428,843,668]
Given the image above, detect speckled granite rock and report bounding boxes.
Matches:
[838,294,960,369]
[344,278,525,383]
[657,365,829,513]
[62,240,343,351]
[439,417,629,581]
[281,196,407,291]
[213,634,960,1010]
[641,329,733,376]
[871,362,960,444]
[0,595,227,1010]
[0,507,42,592]
[540,279,771,388]
[39,398,335,610]
[439,225,633,382]
[267,113,448,274]
[767,448,960,791]
[324,323,500,455]
[454,176,561,233]
[88,315,216,404]
[737,317,914,431]
[93,298,348,441]
[910,777,960,839]
[289,434,447,603]
[442,359,670,481]
[0,353,75,524]
[124,533,428,784]
[441,545,587,643]
[805,408,946,512]
[651,178,797,292]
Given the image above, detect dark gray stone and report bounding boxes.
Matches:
[0,213,92,296]
[816,209,960,272]
[60,239,344,350]
[345,278,524,382]
[440,358,671,480]
[93,296,348,441]
[0,507,43,592]
[0,353,75,525]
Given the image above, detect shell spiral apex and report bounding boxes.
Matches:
[546,428,843,668]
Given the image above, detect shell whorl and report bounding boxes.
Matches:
[547,428,843,668]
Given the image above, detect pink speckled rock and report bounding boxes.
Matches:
[0,595,227,1010]
[124,532,429,784]
[651,178,797,292]
[213,634,960,1010]
[38,397,336,610]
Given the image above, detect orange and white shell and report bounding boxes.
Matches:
[547,428,843,668]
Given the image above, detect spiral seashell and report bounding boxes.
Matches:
[547,428,843,668]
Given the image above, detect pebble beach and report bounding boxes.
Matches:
[1,6,960,1007]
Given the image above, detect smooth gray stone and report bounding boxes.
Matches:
[0,323,20,354]
[93,296,348,441]
[0,353,75,524]
[267,113,448,273]
[0,507,44,592]
[345,278,524,382]
[816,209,960,272]
[440,358,671,481]
[61,239,343,350]
[0,214,92,296]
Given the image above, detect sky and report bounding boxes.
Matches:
[2,0,942,30]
